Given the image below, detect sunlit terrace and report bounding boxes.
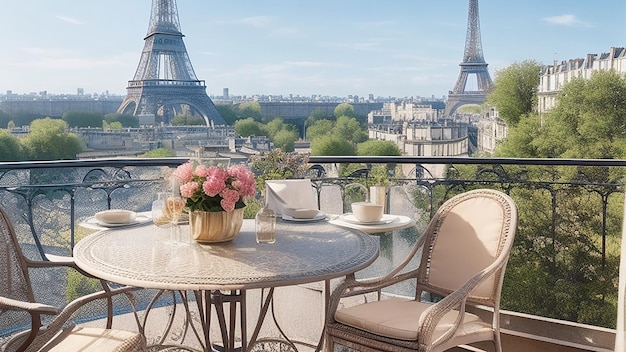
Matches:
[0,156,623,352]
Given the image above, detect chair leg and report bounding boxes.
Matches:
[324,334,334,352]
[494,333,503,352]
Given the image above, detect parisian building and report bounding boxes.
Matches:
[538,46,626,114]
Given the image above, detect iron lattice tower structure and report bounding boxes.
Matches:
[444,0,493,117]
[117,0,225,125]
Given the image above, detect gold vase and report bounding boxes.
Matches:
[189,208,244,243]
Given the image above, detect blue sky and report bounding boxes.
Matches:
[0,1,624,99]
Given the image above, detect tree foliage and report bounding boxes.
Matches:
[335,116,368,144]
[22,118,84,160]
[104,113,139,128]
[62,111,104,128]
[311,135,356,156]
[249,149,310,193]
[497,70,626,160]
[492,69,626,328]
[171,114,205,126]
[215,104,238,125]
[234,118,263,137]
[0,129,25,161]
[539,70,626,159]
[237,102,262,121]
[272,128,300,152]
[0,111,40,128]
[334,103,356,119]
[306,119,334,141]
[487,60,541,126]
[357,140,402,156]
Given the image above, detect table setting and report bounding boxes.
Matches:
[327,201,416,234]
[81,209,154,230]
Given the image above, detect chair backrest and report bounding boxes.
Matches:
[417,189,517,306]
[0,206,37,337]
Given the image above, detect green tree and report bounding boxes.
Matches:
[22,118,84,160]
[105,113,139,128]
[306,119,334,141]
[0,130,25,161]
[172,114,205,126]
[487,60,541,126]
[493,113,542,158]
[308,108,327,121]
[357,140,402,156]
[311,135,356,156]
[237,102,262,121]
[335,116,368,143]
[540,70,626,159]
[492,69,626,328]
[264,118,285,139]
[334,103,356,119]
[62,111,104,128]
[9,111,41,128]
[216,104,239,125]
[272,128,300,152]
[234,117,263,137]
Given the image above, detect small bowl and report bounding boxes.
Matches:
[351,202,384,223]
[283,207,320,219]
[95,209,136,224]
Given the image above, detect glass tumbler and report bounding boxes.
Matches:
[255,206,276,243]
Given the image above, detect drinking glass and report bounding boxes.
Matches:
[151,192,172,242]
[167,196,187,244]
[152,193,170,226]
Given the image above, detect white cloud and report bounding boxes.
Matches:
[542,14,592,27]
[56,16,84,25]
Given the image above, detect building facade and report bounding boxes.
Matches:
[538,46,626,114]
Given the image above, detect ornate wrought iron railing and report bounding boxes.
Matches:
[0,156,623,342]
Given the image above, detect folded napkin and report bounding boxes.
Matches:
[265,179,318,215]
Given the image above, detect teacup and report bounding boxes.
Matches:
[351,202,384,223]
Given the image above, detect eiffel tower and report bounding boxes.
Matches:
[444,0,493,117]
[117,0,225,126]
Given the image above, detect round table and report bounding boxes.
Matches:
[73,219,379,351]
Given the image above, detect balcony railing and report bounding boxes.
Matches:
[0,156,623,351]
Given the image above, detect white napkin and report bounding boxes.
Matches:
[265,179,318,215]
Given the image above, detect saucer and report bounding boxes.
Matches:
[341,214,397,225]
[282,212,326,222]
[87,214,151,228]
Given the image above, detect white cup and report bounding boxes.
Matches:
[351,202,384,223]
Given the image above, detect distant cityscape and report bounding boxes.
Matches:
[0,88,446,105]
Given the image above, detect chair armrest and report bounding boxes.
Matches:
[417,256,508,348]
[45,254,76,265]
[0,296,59,315]
[29,285,141,351]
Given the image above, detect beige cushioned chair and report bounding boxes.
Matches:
[325,189,517,352]
[0,206,145,352]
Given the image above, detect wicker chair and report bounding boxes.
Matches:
[0,206,145,352]
[325,189,518,352]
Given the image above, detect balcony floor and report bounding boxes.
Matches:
[77,281,613,352]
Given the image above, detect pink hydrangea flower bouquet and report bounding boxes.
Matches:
[172,161,256,212]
